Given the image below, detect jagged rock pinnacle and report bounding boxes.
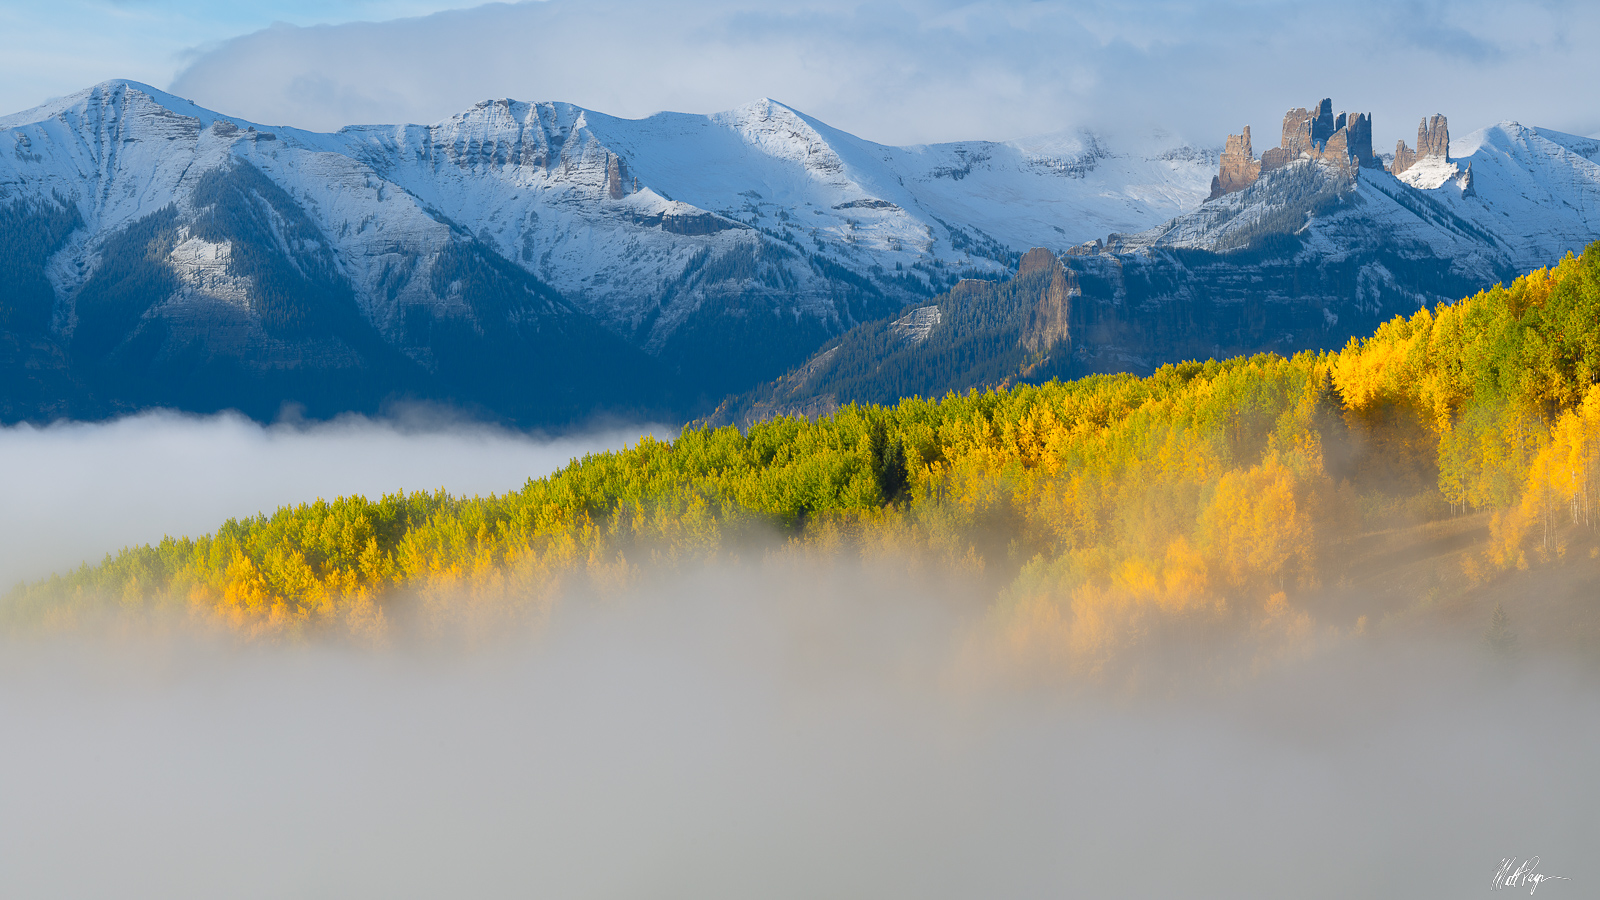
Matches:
[1392,114,1450,176]
[1208,97,1380,201]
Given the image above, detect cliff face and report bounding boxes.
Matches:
[1020,250,1073,354]
[1212,98,1380,200]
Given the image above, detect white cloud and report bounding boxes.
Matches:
[3,565,1597,896]
[161,0,1600,149]
[0,0,494,119]
[0,410,667,589]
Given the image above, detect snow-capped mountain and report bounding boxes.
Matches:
[5,80,1597,427]
[337,96,1213,337]
[1059,121,1600,373]
[1138,121,1600,274]
[0,81,1215,423]
[702,121,1600,423]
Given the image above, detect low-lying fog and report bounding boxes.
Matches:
[0,410,669,589]
[1,414,1594,898]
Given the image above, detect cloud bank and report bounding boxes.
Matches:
[2,407,1595,897]
[0,411,666,590]
[0,1,500,132]
[167,0,1600,149]
[1,562,1596,898]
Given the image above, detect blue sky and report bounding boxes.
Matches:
[4,0,1598,147]
[0,1,482,113]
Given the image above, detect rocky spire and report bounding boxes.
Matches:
[1418,114,1449,158]
[1209,97,1380,201]
[1391,114,1449,176]
[605,153,631,200]
[1264,104,1318,169]
[1208,126,1263,201]
[1327,111,1375,168]
[1393,140,1417,175]
[1310,99,1336,147]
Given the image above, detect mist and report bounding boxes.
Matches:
[1,557,1595,898]
[2,414,1596,897]
[0,410,668,590]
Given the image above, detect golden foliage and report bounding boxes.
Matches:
[10,242,1600,679]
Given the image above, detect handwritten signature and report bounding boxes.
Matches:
[1492,857,1569,894]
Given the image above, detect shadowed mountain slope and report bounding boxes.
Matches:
[709,127,1600,424]
[0,81,1216,424]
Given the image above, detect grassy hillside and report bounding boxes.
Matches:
[11,242,1600,678]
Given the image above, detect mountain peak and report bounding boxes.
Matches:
[732,97,799,116]
[0,78,264,135]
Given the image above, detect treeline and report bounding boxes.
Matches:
[10,243,1600,675]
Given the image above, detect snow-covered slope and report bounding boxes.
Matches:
[1137,122,1600,269]
[1442,123,1600,269]
[328,95,1214,342]
[1050,123,1600,375]
[0,81,1218,415]
[711,127,1600,421]
[4,80,1597,425]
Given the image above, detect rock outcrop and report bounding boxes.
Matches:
[1017,246,1060,277]
[1021,254,1074,354]
[1264,99,1377,171]
[1418,113,1450,157]
[1209,98,1379,200]
[888,305,942,347]
[700,248,1078,428]
[605,153,633,200]
[1208,127,1263,201]
[1391,114,1449,176]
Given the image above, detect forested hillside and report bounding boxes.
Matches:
[12,243,1600,680]
[703,248,1073,427]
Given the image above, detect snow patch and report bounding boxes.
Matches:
[169,234,253,311]
[889,305,941,346]
[1396,155,1460,190]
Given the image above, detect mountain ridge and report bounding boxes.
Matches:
[705,108,1600,425]
[0,80,1217,424]
[5,83,1600,429]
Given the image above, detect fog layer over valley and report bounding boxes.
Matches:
[1,562,1595,898]
[10,250,1600,895]
[0,411,666,589]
